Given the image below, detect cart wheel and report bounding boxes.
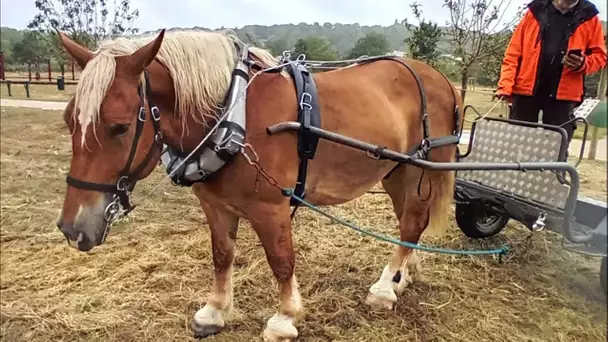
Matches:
[601,257,607,296]
[455,201,510,238]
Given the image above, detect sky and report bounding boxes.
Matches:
[1,0,606,33]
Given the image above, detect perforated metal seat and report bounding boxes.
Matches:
[457,118,570,210]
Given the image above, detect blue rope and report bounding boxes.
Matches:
[281,188,509,259]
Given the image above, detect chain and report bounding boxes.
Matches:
[239,142,282,192]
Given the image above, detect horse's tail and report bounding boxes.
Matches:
[422,80,463,238]
[423,168,456,237]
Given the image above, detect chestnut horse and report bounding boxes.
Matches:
[55,29,462,341]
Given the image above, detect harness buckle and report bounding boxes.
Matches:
[104,196,120,222]
[116,175,129,191]
[197,169,208,181]
[138,107,146,122]
[155,132,163,143]
[300,92,312,111]
[151,106,161,121]
[367,150,381,160]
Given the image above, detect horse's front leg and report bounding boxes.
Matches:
[190,188,239,338]
[250,203,303,342]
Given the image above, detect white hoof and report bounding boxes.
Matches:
[193,302,232,328]
[365,283,397,310]
[263,313,298,342]
[392,270,413,295]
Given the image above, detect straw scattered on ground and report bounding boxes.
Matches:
[1,106,606,342]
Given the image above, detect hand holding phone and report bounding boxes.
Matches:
[564,49,585,70]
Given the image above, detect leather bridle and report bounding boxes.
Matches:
[65,70,163,242]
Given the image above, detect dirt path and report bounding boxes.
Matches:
[2,98,605,161]
[1,98,69,111]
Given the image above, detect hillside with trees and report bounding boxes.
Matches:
[0,0,605,98]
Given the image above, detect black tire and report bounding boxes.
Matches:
[601,257,607,296]
[455,201,510,238]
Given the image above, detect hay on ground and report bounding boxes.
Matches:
[1,106,606,341]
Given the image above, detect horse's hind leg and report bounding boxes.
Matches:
[366,164,452,309]
[190,186,239,338]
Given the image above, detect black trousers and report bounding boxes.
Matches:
[508,95,577,143]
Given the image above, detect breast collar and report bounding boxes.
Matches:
[160,42,251,186]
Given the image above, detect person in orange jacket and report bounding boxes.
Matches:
[496,0,606,144]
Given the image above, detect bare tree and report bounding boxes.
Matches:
[443,0,524,100]
[29,0,140,47]
[28,0,140,74]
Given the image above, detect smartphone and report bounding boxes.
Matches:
[568,49,583,57]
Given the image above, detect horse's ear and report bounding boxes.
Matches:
[57,31,94,69]
[128,29,165,73]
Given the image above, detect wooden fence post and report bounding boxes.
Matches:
[47,58,52,82]
[0,52,5,80]
[71,58,75,80]
[587,64,607,161]
[35,55,41,81]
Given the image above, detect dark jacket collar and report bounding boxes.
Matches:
[528,0,599,23]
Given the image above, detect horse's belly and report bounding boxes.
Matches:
[303,142,398,206]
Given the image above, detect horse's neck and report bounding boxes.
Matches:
[147,61,221,154]
[160,109,219,153]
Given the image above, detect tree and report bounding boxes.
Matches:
[443,0,524,100]
[403,3,442,67]
[347,32,390,58]
[476,30,513,86]
[11,31,50,65]
[266,38,290,56]
[244,32,263,47]
[27,0,140,73]
[292,36,339,61]
[29,0,140,47]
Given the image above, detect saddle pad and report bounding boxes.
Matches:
[457,119,570,210]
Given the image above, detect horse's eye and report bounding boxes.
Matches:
[108,124,130,137]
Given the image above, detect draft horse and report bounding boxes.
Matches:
[55,28,463,341]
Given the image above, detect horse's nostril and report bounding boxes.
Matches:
[56,220,78,241]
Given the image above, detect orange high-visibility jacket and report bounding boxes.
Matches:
[497,0,607,102]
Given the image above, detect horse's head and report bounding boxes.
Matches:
[56,30,167,252]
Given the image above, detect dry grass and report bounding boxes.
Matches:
[1,106,606,342]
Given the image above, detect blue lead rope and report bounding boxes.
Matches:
[281,188,509,262]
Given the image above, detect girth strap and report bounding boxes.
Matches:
[284,62,321,206]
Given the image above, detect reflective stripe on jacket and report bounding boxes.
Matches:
[497,0,607,102]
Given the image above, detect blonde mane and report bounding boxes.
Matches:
[73,29,279,145]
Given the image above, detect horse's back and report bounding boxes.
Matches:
[313,57,455,151]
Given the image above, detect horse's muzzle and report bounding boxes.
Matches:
[56,201,109,252]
